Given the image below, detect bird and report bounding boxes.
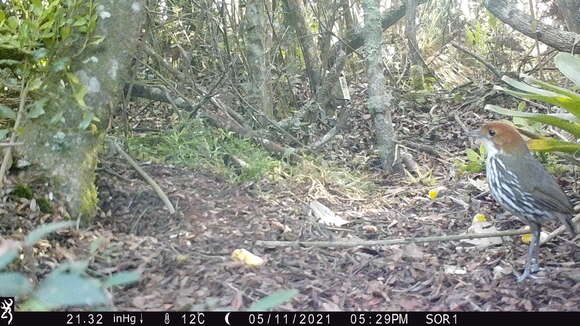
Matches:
[468,121,576,282]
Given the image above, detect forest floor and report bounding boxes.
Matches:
[2,84,579,311]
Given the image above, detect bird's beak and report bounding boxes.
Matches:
[467,130,481,138]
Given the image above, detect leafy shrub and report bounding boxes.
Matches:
[0,221,139,310]
[485,52,580,155]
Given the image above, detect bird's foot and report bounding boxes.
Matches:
[529,262,540,274]
[516,264,542,283]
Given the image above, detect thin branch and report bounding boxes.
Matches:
[541,214,580,245]
[0,81,28,188]
[397,140,442,158]
[0,142,23,147]
[111,141,176,214]
[451,42,502,79]
[255,228,534,248]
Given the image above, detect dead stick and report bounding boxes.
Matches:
[0,142,23,147]
[111,141,176,214]
[256,228,536,248]
[541,214,580,245]
[0,82,28,188]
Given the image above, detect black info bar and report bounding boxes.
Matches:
[2,311,578,326]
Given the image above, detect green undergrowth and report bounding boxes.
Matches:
[127,119,280,183]
[126,119,378,200]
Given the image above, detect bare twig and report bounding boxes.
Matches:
[397,140,441,158]
[0,142,23,147]
[255,228,533,248]
[541,214,580,245]
[453,113,470,135]
[451,42,502,79]
[0,81,28,188]
[110,141,176,214]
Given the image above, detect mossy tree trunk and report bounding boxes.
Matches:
[244,0,274,119]
[363,0,396,173]
[20,0,145,223]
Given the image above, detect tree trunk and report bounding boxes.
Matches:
[327,0,427,69]
[363,0,396,173]
[405,0,424,89]
[20,0,145,222]
[282,0,322,93]
[484,0,580,54]
[244,0,274,118]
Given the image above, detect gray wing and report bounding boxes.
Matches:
[518,157,573,215]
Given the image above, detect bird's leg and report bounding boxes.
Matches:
[517,225,541,282]
[529,226,541,273]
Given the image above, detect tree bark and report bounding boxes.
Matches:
[282,0,323,93]
[363,0,396,173]
[405,0,425,89]
[405,0,419,66]
[20,0,145,222]
[484,0,580,54]
[244,0,273,118]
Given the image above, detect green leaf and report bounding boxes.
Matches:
[465,149,480,162]
[523,75,580,99]
[34,272,108,309]
[0,129,8,141]
[103,271,141,287]
[31,48,48,61]
[89,35,105,46]
[485,105,580,137]
[497,86,580,118]
[0,272,33,297]
[28,77,43,91]
[73,17,88,27]
[27,98,48,118]
[527,137,580,153]
[7,16,19,30]
[49,110,65,124]
[247,289,299,311]
[74,84,88,107]
[501,75,560,98]
[39,20,54,32]
[25,221,75,246]
[79,111,94,130]
[0,104,16,120]
[554,52,580,87]
[51,57,70,72]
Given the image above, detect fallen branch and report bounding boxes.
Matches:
[397,140,441,158]
[255,228,534,248]
[541,214,580,245]
[110,140,176,214]
[0,142,23,147]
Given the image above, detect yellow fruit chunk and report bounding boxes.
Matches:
[521,233,532,244]
[472,213,487,223]
[428,189,439,200]
[231,249,265,267]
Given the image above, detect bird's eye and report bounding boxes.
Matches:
[488,129,496,136]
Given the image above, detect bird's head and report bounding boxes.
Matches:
[468,122,529,157]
